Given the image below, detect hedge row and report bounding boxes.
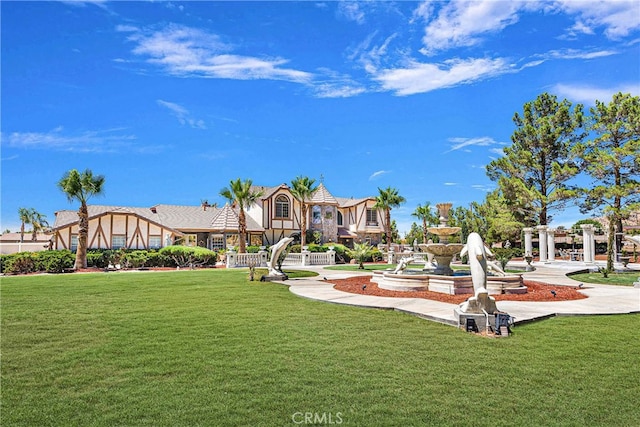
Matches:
[1,247,218,275]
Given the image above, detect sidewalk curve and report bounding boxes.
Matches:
[281,264,640,327]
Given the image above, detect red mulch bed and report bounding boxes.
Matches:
[331,276,587,304]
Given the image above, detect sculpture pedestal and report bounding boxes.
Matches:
[261,271,289,282]
[454,308,495,333]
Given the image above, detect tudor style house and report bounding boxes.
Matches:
[52,183,386,251]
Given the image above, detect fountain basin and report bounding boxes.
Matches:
[371,270,527,295]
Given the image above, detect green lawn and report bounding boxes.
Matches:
[2,270,639,426]
[569,271,639,286]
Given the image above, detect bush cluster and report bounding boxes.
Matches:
[1,247,217,275]
[1,250,75,274]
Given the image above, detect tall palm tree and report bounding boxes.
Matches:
[290,176,317,248]
[374,186,406,252]
[412,202,438,243]
[220,178,263,253]
[58,169,105,269]
[30,211,49,241]
[18,207,33,244]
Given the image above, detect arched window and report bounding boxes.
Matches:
[275,195,290,218]
[337,211,343,226]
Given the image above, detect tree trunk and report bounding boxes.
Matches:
[606,216,615,271]
[300,203,307,248]
[75,203,89,269]
[385,209,391,252]
[238,208,247,253]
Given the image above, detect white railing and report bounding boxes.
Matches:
[226,249,336,268]
[283,253,302,265]
[309,252,331,265]
[232,252,266,268]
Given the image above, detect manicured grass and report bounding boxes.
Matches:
[2,270,639,426]
[569,271,639,286]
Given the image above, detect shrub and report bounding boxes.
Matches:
[36,250,74,273]
[0,254,17,274]
[121,251,150,269]
[87,250,113,268]
[146,251,174,267]
[159,246,217,268]
[3,252,38,275]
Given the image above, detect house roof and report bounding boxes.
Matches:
[252,184,288,200]
[308,183,339,206]
[334,196,373,208]
[210,204,264,232]
[52,204,263,234]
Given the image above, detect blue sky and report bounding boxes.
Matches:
[2,0,639,235]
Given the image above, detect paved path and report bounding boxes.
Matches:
[282,263,640,327]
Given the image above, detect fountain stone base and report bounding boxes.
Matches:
[371,270,526,295]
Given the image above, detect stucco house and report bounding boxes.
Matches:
[52,183,385,251]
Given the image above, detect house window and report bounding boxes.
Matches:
[70,235,78,252]
[312,206,321,224]
[112,235,126,249]
[366,209,378,226]
[149,235,162,249]
[210,235,225,251]
[275,195,290,218]
[337,211,343,226]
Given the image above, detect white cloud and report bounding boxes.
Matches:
[2,127,137,153]
[157,99,206,129]
[553,0,640,40]
[416,1,527,55]
[337,1,365,24]
[551,83,640,105]
[375,57,512,96]
[543,48,618,60]
[446,136,505,153]
[444,182,458,186]
[121,24,312,83]
[369,170,390,180]
[471,184,494,192]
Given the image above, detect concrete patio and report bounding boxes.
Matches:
[282,261,640,327]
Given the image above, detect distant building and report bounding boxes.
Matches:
[51,183,386,251]
[0,232,54,254]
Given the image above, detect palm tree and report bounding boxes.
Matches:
[220,178,263,253]
[18,207,33,244]
[374,186,406,252]
[346,242,375,269]
[58,169,105,269]
[30,211,49,241]
[412,202,438,243]
[290,176,318,248]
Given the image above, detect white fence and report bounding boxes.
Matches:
[226,249,336,268]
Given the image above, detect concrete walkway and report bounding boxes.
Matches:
[282,262,640,327]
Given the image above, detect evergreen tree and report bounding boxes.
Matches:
[487,93,585,225]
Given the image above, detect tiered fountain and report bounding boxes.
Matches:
[372,202,526,295]
[420,203,463,276]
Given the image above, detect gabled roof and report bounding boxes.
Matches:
[334,196,374,208]
[252,184,289,200]
[210,204,264,232]
[308,183,339,206]
[153,204,219,231]
[53,204,263,234]
[53,205,162,229]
